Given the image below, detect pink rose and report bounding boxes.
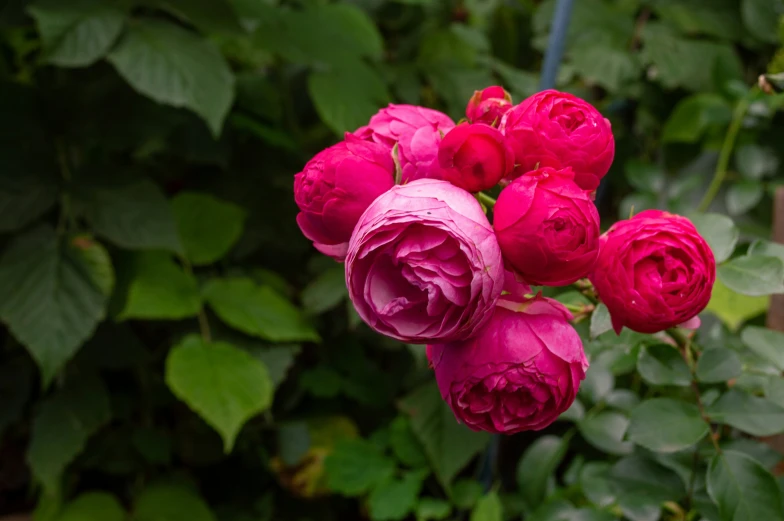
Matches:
[294,134,395,261]
[466,86,513,127]
[494,167,600,286]
[437,123,515,193]
[590,210,716,334]
[355,104,455,182]
[499,89,614,191]
[428,295,588,434]
[345,179,504,343]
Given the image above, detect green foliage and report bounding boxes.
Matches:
[1,0,784,519]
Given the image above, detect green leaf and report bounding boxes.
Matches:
[368,471,427,521]
[741,326,784,371]
[605,390,640,413]
[627,398,708,453]
[707,451,784,521]
[113,251,200,321]
[517,435,569,507]
[650,0,743,40]
[662,94,732,143]
[580,462,615,507]
[708,389,784,436]
[696,348,743,383]
[0,226,112,385]
[75,176,181,253]
[299,366,342,398]
[718,255,784,296]
[578,411,634,456]
[399,382,490,487]
[29,0,126,67]
[389,416,428,468]
[735,145,779,180]
[637,344,692,387]
[251,344,301,388]
[449,479,484,510]
[172,192,246,265]
[324,439,396,496]
[470,492,502,521]
[308,62,390,135]
[203,277,319,343]
[27,377,111,492]
[156,0,243,34]
[165,334,272,452]
[741,0,784,44]
[569,45,639,92]
[579,364,615,404]
[706,278,769,331]
[609,455,686,504]
[135,483,217,521]
[56,492,125,521]
[416,498,452,521]
[590,303,612,339]
[301,265,348,315]
[748,240,784,264]
[727,182,764,216]
[108,19,235,136]
[689,213,738,263]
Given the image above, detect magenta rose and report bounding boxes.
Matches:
[428,295,588,434]
[494,167,600,286]
[294,134,394,260]
[590,210,716,334]
[345,179,504,343]
[355,104,455,182]
[438,123,515,193]
[466,86,513,127]
[499,89,614,191]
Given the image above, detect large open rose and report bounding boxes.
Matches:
[499,89,614,191]
[590,210,715,334]
[345,179,503,343]
[428,295,588,434]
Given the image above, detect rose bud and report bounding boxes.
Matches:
[354,104,455,182]
[428,295,588,434]
[294,134,395,261]
[466,86,513,126]
[438,123,515,193]
[346,179,504,343]
[499,89,614,191]
[590,210,716,334]
[494,167,600,286]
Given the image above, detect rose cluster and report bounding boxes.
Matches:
[293,87,715,435]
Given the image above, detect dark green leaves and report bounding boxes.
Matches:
[637,345,691,387]
[399,382,490,486]
[368,471,427,521]
[203,277,320,343]
[470,492,502,521]
[165,335,273,451]
[741,326,784,370]
[662,94,732,143]
[689,213,738,263]
[718,255,784,296]
[27,378,111,492]
[172,192,245,266]
[57,492,125,521]
[324,439,396,496]
[708,390,784,436]
[108,19,235,136]
[0,226,112,384]
[578,411,633,456]
[707,451,784,521]
[29,0,126,67]
[627,398,708,452]
[696,348,742,383]
[517,435,569,507]
[135,483,217,521]
[741,0,784,43]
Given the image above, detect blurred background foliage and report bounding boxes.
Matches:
[2,0,784,520]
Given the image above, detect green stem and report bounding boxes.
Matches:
[476,192,497,209]
[697,96,751,212]
[180,256,212,343]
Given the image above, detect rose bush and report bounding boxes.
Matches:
[465,86,513,126]
[355,104,455,182]
[438,123,515,193]
[427,295,587,434]
[345,179,504,343]
[500,89,614,191]
[590,210,716,334]
[293,134,395,260]
[494,166,600,286]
